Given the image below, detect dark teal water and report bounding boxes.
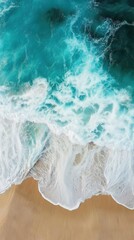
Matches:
[0,0,134,145]
[0,0,134,211]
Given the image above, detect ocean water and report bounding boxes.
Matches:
[0,0,134,210]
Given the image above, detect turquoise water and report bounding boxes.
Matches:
[0,0,134,209]
[1,0,134,145]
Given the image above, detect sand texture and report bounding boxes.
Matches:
[0,178,134,240]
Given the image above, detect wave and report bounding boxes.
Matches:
[0,75,134,210]
[0,0,134,210]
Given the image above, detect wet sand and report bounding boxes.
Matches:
[0,178,134,240]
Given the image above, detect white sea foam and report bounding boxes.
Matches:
[0,116,49,193]
[0,74,134,210]
[0,73,133,148]
[0,0,134,210]
[29,134,134,210]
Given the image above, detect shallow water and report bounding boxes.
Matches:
[0,0,134,210]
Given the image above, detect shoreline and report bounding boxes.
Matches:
[0,178,134,240]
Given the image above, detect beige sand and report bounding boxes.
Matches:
[0,178,134,240]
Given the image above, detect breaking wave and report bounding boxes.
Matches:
[0,0,134,209]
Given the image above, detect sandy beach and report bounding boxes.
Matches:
[0,178,134,240]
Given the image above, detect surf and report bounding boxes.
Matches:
[0,0,134,210]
